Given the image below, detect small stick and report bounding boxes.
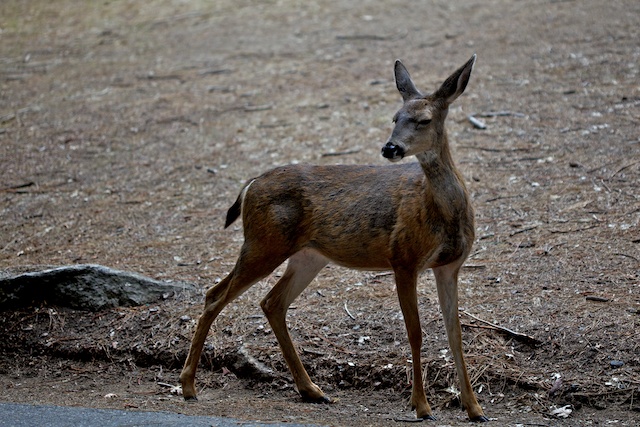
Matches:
[373,272,394,278]
[610,160,639,178]
[549,224,598,234]
[462,264,486,270]
[0,181,35,192]
[467,115,487,129]
[477,111,526,118]
[343,301,356,320]
[198,68,233,76]
[486,195,522,203]
[613,252,639,262]
[460,310,541,345]
[509,225,538,236]
[585,296,610,302]
[243,104,273,112]
[302,348,325,356]
[157,382,176,388]
[321,149,360,157]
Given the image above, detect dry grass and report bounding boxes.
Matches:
[1,0,639,424]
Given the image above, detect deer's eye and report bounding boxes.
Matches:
[416,119,432,128]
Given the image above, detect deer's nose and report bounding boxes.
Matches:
[381,141,405,161]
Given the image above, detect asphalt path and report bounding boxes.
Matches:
[0,402,323,427]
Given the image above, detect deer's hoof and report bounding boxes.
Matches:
[471,415,489,423]
[300,392,332,404]
[309,395,332,404]
[183,395,198,402]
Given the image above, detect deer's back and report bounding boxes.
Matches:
[243,162,423,227]
[240,162,472,270]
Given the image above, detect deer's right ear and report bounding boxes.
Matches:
[394,60,422,101]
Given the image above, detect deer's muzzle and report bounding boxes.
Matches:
[381,141,405,161]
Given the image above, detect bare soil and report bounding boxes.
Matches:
[1,1,639,426]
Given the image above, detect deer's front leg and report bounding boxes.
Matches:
[394,268,435,420]
[434,264,488,422]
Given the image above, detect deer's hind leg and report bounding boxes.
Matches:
[260,248,329,402]
[180,243,289,400]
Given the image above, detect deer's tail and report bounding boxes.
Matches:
[224,179,255,228]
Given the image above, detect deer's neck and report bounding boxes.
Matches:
[415,132,468,212]
[416,133,461,184]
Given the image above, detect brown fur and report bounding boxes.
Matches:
[180,55,487,422]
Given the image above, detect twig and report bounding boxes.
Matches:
[198,68,233,76]
[510,225,538,236]
[477,111,526,118]
[141,72,184,82]
[156,115,199,126]
[467,115,487,129]
[321,149,360,157]
[585,296,610,302]
[462,264,486,270]
[156,382,175,388]
[486,195,522,203]
[611,160,640,178]
[0,181,35,193]
[613,252,639,262]
[302,348,325,356]
[243,104,273,112]
[460,310,541,346]
[343,301,356,320]
[549,224,598,234]
[587,159,620,174]
[461,322,497,331]
[372,272,394,278]
[215,104,273,115]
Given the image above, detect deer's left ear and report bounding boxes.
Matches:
[435,54,476,105]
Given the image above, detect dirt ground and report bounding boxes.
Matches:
[1,0,639,426]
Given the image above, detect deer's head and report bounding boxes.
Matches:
[382,54,476,162]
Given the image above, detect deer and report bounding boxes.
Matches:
[179,54,488,422]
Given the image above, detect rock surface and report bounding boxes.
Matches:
[0,264,197,311]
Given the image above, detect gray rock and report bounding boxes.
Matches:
[0,264,197,311]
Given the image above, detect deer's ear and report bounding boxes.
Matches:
[435,54,476,105]
[394,60,422,101]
